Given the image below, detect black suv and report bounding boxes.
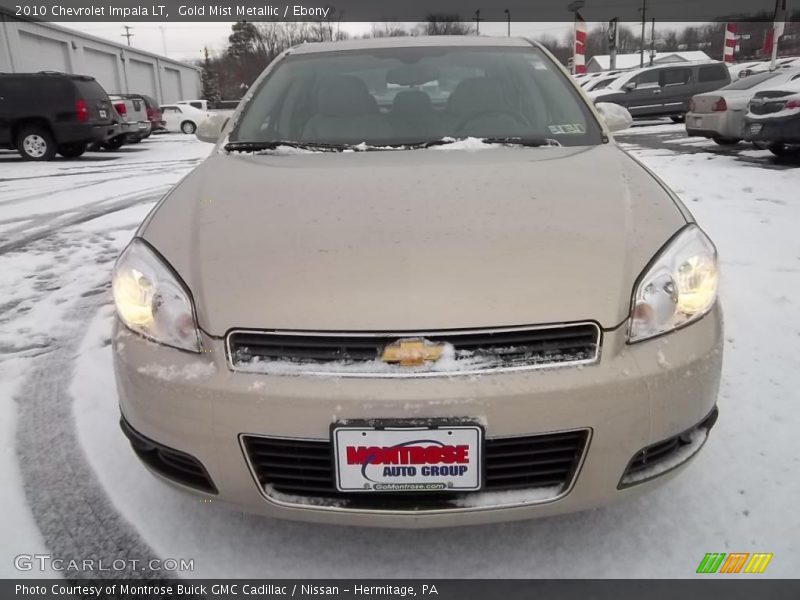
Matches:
[0,72,118,160]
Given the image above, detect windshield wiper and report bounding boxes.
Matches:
[480,136,562,147]
[224,140,353,152]
[399,137,562,149]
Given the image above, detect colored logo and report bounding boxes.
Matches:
[696,553,773,574]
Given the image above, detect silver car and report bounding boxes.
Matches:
[112,37,722,527]
[687,68,800,145]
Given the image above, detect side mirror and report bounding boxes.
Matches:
[623,81,637,92]
[595,102,633,133]
[196,113,230,144]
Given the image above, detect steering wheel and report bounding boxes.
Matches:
[455,109,528,136]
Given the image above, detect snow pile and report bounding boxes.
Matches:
[451,485,562,508]
[432,137,499,151]
[263,484,347,508]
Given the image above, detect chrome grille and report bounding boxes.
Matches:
[227,323,601,376]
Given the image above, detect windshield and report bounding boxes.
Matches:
[231,46,603,148]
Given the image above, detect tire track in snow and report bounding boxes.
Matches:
[0,187,168,255]
[14,291,170,580]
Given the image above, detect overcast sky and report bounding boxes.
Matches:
[55,21,697,63]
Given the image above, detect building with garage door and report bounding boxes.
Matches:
[0,12,200,102]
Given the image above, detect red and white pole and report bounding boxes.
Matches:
[574,12,587,74]
[723,23,736,63]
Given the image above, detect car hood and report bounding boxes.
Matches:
[141,144,688,335]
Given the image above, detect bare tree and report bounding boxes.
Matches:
[418,14,474,36]
[370,22,410,38]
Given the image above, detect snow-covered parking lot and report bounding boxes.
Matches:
[0,128,798,578]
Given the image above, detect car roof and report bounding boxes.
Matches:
[0,71,97,81]
[288,35,535,55]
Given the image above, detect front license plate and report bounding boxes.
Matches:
[333,424,482,492]
[749,123,763,135]
[99,109,107,119]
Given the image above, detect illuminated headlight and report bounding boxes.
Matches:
[112,238,202,352]
[628,225,719,343]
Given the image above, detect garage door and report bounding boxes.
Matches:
[17,30,70,73]
[162,67,183,103]
[83,48,121,94]
[127,58,157,97]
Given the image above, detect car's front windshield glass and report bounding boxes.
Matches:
[230,45,603,148]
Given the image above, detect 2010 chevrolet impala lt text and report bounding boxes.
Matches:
[111,37,723,527]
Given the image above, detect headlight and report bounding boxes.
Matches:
[628,225,718,343]
[112,238,202,352]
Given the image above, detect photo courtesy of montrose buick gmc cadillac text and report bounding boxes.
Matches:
[111,37,722,528]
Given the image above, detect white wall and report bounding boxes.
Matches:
[0,13,200,103]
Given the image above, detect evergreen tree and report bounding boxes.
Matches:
[200,47,221,105]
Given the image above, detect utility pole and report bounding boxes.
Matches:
[473,10,483,35]
[639,0,646,68]
[504,9,511,37]
[121,25,134,46]
[650,17,656,66]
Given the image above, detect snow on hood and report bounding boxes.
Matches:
[140,144,688,334]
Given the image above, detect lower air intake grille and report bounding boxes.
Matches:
[619,408,719,488]
[121,418,217,494]
[242,429,588,510]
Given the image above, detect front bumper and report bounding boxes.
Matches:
[113,305,723,527]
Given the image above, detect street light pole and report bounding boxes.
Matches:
[504,9,511,36]
[473,10,482,35]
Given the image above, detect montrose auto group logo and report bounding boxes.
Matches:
[345,440,473,491]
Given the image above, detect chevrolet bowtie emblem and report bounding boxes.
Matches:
[380,339,445,367]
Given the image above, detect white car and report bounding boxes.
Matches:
[686,68,800,144]
[159,104,211,134]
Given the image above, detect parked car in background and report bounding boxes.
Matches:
[177,98,241,111]
[744,85,800,157]
[686,68,800,145]
[160,104,211,134]
[582,73,624,93]
[579,70,624,89]
[123,94,164,134]
[588,61,730,121]
[0,72,116,160]
[108,95,151,147]
[727,61,763,80]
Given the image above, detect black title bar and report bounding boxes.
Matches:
[0,0,794,22]
[4,580,800,600]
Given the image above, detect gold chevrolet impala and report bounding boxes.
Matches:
[112,36,722,527]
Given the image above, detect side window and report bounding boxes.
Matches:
[633,70,660,88]
[698,65,727,83]
[660,68,692,87]
[190,102,202,109]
